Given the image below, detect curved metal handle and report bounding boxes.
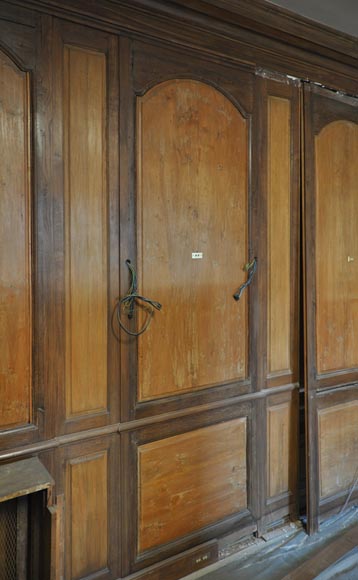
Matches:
[116,260,162,336]
[233,257,257,301]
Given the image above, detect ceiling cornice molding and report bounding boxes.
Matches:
[4,0,358,91]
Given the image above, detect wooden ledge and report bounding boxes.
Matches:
[0,456,54,503]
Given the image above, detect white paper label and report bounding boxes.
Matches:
[192,252,203,259]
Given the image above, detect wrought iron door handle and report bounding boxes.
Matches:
[233,257,257,301]
[116,259,162,337]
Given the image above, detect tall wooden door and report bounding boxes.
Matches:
[304,84,358,533]
[120,40,262,575]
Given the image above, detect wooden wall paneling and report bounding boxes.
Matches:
[260,76,301,390]
[137,79,248,401]
[304,85,358,392]
[318,400,358,500]
[64,43,108,418]
[120,38,258,421]
[138,418,247,552]
[51,19,120,434]
[315,121,358,375]
[266,390,299,520]
[33,13,64,444]
[303,85,358,534]
[0,2,36,68]
[0,48,32,430]
[7,0,358,94]
[119,35,137,424]
[121,403,256,575]
[252,74,300,534]
[61,435,119,580]
[0,1,39,453]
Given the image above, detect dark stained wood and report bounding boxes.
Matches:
[61,435,120,580]
[267,392,298,499]
[126,541,218,580]
[252,74,300,534]
[303,85,358,534]
[0,1,356,579]
[0,457,54,502]
[6,0,358,94]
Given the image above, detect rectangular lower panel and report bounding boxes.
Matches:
[319,401,358,499]
[138,418,247,552]
[267,395,298,499]
[66,451,108,579]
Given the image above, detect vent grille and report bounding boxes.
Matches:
[0,499,17,580]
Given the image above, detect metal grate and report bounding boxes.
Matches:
[0,499,17,580]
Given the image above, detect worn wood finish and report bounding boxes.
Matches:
[0,49,32,429]
[7,0,358,94]
[252,76,300,533]
[65,450,109,578]
[0,457,53,503]
[315,121,358,375]
[122,403,255,575]
[137,79,248,401]
[0,1,356,579]
[259,76,300,391]
[64,44,108,418]
[267,395,298,499]
[138,418,247,552]
[51,20,120,436]
[318,401,358,499]
[267,96,291,376]
[304,85,358,534]
[60,435,119,579]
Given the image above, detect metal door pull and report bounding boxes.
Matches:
[233,257,257,301]
[116,259,162,336]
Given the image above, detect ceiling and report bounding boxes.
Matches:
[267,0,358,37]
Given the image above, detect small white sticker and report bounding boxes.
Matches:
[192,252,203,259]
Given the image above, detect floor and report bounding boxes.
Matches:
[182,507,358,580]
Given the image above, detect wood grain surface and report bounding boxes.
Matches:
[319,401,358,498]
[315,121,358,374]
[0,49,32,429]
[138,418,247,551]
[137,79,248,401]
[64,45,108,418]
[66,450,108,578]
[267,96,291,376]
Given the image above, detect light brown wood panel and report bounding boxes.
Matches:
[64,45,108,417]
[267,96,291,376]
[138,418,247,552]
[318,401,358,499]
[315,121,358,374]
[267,398,297,498]
[137,79,248,401]
[0,50,32,429]
[66,451,108,579]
